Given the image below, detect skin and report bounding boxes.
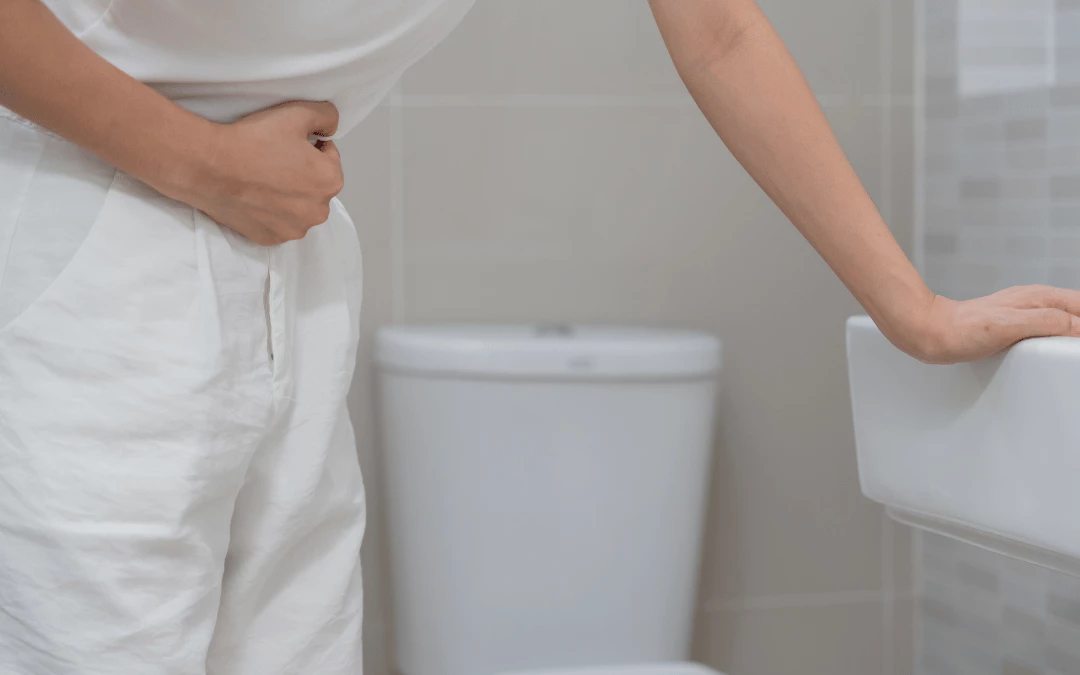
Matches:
[0,0,343,245]
[2,0,1080,365]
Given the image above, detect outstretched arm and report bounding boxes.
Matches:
[649,0,1080,364]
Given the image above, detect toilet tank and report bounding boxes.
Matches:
[376,325,722,675]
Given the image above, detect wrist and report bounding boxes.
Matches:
[871,283,947,363]
[908,294,952,363]
[149,114,230,206]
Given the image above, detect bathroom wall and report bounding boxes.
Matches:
[336,1,918,674]
[917,1,1080,674]
[921,0,1080,299]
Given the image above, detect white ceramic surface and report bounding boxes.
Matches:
[376,323,721,379]
[847,315,1080,573]
[499,662,723,675]
[377,325,721,675]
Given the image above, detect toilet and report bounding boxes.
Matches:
[375,324,724,675]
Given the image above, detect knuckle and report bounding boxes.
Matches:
[319,170,344,198]
[1015,284,1055,308]
[273,222,304,242]
[996,286,1021,301]
[310,162,343,197]
[1035,308,1065,332]
[302,204,330,228]
[318,202,332,222]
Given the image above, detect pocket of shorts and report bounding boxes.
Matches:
[0,140,120,338]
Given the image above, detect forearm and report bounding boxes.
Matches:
[650,0,935,354]
[0,0,216,198]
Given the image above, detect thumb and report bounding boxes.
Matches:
[291,100,339,138]
[319,139,341,164]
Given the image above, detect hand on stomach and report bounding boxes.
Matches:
[168,100,345,246]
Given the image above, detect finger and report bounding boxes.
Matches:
[1009,308,1080,342]
[319,139,341,163]
[312,141,344,198]
[1006,284,1080,316]
[297,100,339,137]
[268,100,340,137]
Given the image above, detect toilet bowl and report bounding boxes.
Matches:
[376,324,724,675]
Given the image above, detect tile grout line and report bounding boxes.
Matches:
[703,588,914,613]
[392,93,697,107]
[387,93,912,110]
[389,86,406,322]
[880,0,895,672]
[1044,5,1056,287]
[913,530,924,675]
[884,515,896,675]
[913,0,928,276]
[911,1,926,668]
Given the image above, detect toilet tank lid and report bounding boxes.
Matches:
[496,663,725,675]
[375,324,722,379]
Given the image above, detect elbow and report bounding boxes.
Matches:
[708,14,767,66]
[649,0,772,87]
[682,11,769,77]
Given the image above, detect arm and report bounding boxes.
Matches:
[0,0,341,244]
[649,0,1080,364]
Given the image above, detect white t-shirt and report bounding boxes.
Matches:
[45,0,477,136]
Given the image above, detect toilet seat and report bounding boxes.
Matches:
[498,662,725,675]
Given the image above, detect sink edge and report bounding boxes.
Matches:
[888,506,1080,578]
[848,314,1080,572]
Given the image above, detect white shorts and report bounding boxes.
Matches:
[0,110,366,674]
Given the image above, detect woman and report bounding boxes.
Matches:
[0,0,1075,673]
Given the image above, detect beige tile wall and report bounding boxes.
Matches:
[336,1,918,674]
[914,2,1080,674]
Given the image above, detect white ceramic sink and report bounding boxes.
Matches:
[846,315,1080,574]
